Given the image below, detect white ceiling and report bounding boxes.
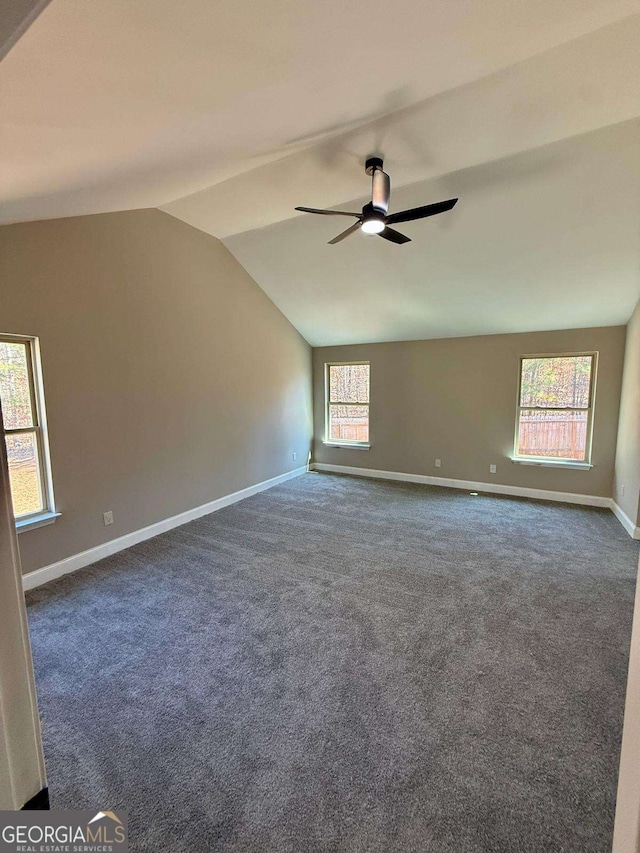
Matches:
[2,0,640,344]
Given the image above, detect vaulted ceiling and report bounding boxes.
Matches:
[2,0,640,344]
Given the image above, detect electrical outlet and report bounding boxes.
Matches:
[292,452,297,462]
[435,458,441,468]
[103,510,114,526]
[489,464,497,474]
[621,484,625,497]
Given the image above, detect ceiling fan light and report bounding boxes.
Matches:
[361,218,385,235]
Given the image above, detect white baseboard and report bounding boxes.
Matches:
[312,462,613,508]
[22,466,308,591]
[611,501,640,540]
[313,462,640,538]
[22,462,637,592]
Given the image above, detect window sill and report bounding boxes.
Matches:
[511,458,592,470]
[16,511,61,533]
[322,442,371,451]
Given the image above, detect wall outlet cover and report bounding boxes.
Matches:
[489,464,497,474]
[103,511,114,526]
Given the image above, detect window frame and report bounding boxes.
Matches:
[0,333,58,530]
[513,351,598,466]
[324,361,371,449]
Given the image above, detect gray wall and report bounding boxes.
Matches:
[313,327,626,498]
[0,209,312,574]
[614,299,640,525]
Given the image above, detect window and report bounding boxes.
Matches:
[0,334,57,528]
[515,353,596,464]
[325,362,370,447]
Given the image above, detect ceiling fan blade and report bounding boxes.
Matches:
[378,227,411,245]
[371,169,390,214]
[295,206,361,217]
[386,198,458,225]
[328,221,362,244]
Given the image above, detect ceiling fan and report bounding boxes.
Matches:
[295,157,458,245]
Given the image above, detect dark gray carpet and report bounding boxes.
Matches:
[27,472,639,852]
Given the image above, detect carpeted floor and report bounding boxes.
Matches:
[27,472,639,852]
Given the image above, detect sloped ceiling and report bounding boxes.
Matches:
[2,0,640,344]
[225,121,640,345]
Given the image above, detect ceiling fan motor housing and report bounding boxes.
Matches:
[362,202,383,219]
